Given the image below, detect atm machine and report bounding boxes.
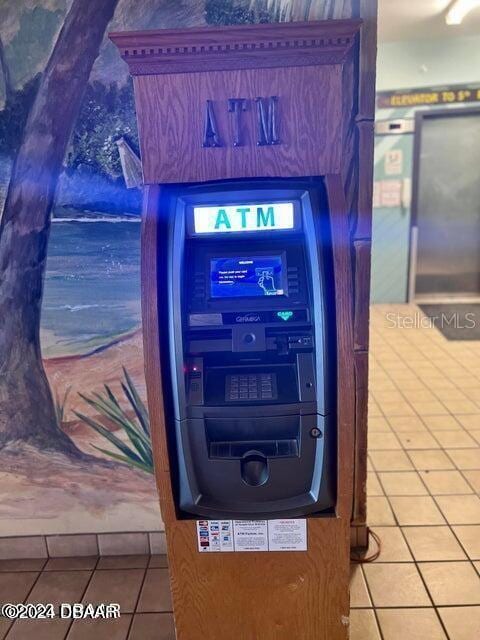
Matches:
[158,178,336,519]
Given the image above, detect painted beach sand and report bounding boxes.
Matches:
[0,216,162,537]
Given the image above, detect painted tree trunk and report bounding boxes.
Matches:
[0,0,119,451]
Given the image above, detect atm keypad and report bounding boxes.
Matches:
[226,374,278,402]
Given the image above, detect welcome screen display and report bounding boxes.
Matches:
[210,256,285,298]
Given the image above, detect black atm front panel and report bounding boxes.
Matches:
[162,178,336,519]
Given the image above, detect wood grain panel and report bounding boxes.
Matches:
[352,351,369,526]
[358,0,378,121]
[325,174,355,520]
[354,120,375,240]
[110,20,360,75]
[353,240,372,352]
[134,65,343,184]
[167,518,350,640]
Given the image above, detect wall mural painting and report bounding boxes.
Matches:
[0,0,337,537]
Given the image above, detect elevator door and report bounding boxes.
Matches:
[414,110,480,298]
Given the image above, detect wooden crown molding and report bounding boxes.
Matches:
[109,19,361,75]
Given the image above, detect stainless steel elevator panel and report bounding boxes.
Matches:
[415,111,480,298]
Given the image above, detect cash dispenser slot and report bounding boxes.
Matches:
[206,416,300,460]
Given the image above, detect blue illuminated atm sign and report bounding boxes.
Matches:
[193,202,294,234]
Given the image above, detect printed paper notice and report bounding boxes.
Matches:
[196,519,308,552]
[233,520,268,552]
[197,520,234,553]
[384,149,403,176]
[268,519,307,551]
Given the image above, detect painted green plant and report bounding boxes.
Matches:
[74,368,153,474]
[54,385,72,427]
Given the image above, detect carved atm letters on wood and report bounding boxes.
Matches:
[203,96,280,148]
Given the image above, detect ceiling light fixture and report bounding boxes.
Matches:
[446,0,480,24]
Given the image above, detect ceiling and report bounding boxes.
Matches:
[378,0,480,42]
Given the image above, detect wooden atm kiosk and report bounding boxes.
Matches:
[111,17,375,640]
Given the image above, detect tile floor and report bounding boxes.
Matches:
[0,555,173,639]
[0,304,479,639]
[350,305,480,639]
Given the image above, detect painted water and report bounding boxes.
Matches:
[41,218,142,357]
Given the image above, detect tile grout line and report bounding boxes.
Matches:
[125,564,149,639]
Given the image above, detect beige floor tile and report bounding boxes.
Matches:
[96,555,149,570]
[0,572,39,604]
[0,559,45,573]
[378,471,428,496]
[402,526,466,561]
[149,555,168,568]
[438,606,480,640]
[367,497,396,525]
[26,571,91,611]
[349,610,381,640]
[373,391,405,403]
[410,401,448,416]
[368,450,414,471]
[377,608,446,640]
[419,470,474,495]
[463,470,480,493]
[367,472,384,496]
[396,377,428,390]
[436,495,480,524]
[368,417,391,432]
[363,563,430,607]
[408,449,455,471]
[82,569,145,613]
[419,561,480,605]
[443,400,480,414]
[433,389,470,402]
[421,415,461,431]
[5,618,70,640]
[137,568,172,613]
[349,566,371,607]
[368,403,382,417]
[44,557,97,571]
[446,448,480,469]
[368,432,402,450]
[452,525,480,559]
[402,390,438,403]
[128,613,175,640]
[389,496,445,525]
[433,430,478,448]
[457,415,480,430]
[67,615,132,640]
[396,431,440,449]
[387,416,428,432]
[470,430,480,445]
[379,401,416,417]
[369,526,412,562]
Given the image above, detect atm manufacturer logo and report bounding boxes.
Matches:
[193,202,294,234]
[236,314,261,323]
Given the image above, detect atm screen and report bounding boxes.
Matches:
[210,255,286,298]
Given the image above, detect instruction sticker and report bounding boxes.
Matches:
[233,520,268,552]
[268,519,307,551]
[196,519,307,552]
